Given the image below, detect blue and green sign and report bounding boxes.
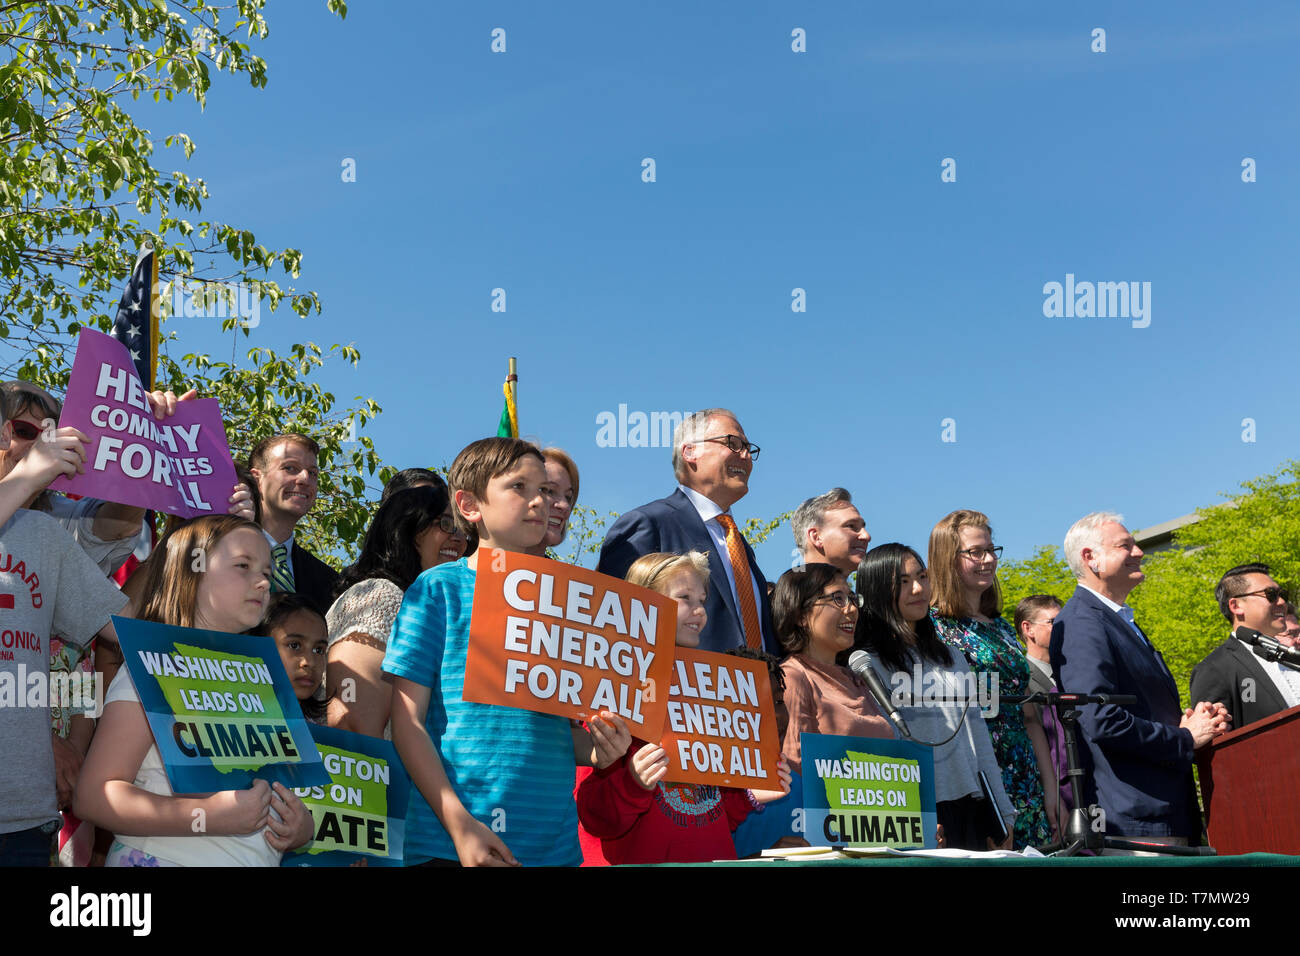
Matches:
[283,725,410,867]
[801,733,936,849]
[115,617,329,793]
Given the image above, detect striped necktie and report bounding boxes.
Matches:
[271,543,295,593]
[715,513,763,650]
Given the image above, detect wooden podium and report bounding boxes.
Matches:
[1197,703,1300,855]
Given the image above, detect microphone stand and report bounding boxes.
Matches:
[1016,691,1216,857]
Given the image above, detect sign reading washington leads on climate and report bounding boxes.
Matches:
[800,733,936,850]
[114,617,329,793]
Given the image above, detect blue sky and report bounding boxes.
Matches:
[134,2,1300,573]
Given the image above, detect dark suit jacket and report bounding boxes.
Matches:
[596,489,778,655]
[291,541,340,617]
[1049,586,1200,839]
[1189,633,1289,731]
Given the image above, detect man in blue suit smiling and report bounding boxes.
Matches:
[597,408,779,655]
[1050,512,1230,846]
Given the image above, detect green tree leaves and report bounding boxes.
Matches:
[998,461,1300,704]
[1,1,377,562]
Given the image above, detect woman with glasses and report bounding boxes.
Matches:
[928,510,1055,847]
[325,483,473,738]
[772,563,892,775]
[853,544,1017,849]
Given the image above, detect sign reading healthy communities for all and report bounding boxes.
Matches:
[462,552,676,739]
[659,647,780,789]
[284,724,410,867]
[800,733,936,850]
[115,617,329,793]
[50,328,238,517]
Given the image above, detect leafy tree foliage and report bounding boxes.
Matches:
[998,460,1300,703]
[998,544,1076,628]
[0,0,382,563]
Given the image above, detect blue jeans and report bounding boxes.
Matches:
[0,825,54,867]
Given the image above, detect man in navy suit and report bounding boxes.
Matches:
[248,432,339,615]
[1050,512,1229,844]
[597,408,778,655]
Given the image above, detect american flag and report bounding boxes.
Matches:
[107,244,161,586]
[108,244,158,389]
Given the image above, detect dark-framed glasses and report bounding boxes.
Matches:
[694,434,761,460]
[1240,586,1287,604]
[958,546,1003,562]
[813,591,863,611]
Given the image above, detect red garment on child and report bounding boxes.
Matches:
[574,766,609,866]
[576,744,754,865]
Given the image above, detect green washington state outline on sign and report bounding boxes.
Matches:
[154,642,289,774]
[300,744,391,856]
[820,750,923,816]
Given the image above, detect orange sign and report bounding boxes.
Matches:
[462,551,675,739]
[660,647,780,789]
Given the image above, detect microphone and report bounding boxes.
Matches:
[847,650,912,739]
[1237,627,1300,670]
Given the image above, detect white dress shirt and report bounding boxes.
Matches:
[1232,631,1300,708]
[262,528,296,581]
[677,484,768,645]
[1080,584,1152,648]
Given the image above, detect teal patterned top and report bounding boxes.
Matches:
[931,610,1050,848]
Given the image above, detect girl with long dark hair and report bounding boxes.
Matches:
[854,543,1016,851]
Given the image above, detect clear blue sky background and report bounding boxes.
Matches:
[138,1,1300,573]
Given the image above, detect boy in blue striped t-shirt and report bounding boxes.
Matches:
[383,437,629,866]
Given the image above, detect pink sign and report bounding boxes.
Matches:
[49,330,238,518]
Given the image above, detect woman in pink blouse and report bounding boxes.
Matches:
[773,563,894,774]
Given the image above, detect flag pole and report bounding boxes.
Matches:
[147,242,159,390]
[507,356,517,434]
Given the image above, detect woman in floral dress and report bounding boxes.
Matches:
[928,510,1059,848]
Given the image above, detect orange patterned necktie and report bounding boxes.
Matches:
[715,513,763,650]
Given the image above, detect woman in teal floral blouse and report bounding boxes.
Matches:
[928,510,1059,848]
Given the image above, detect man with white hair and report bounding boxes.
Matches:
[597,408,777,654]
[791,488,871,576]
[1049,511,1230,845]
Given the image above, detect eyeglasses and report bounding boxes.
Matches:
[693,434,761,460]
[436,513,466,537]
[1028,618,1058,628]
[958,546,1003,562]
[812,592,862,611]
[8,420,43,441]
[1239,587,1287,605]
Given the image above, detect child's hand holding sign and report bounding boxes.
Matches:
[628,743,669,791]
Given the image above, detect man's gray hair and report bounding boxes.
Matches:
[1064,511,1125,579]
[791,488,853,553]
[672,407,739,482]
